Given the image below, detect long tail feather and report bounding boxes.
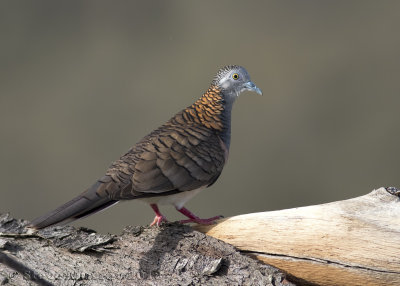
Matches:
[30,181,119,229]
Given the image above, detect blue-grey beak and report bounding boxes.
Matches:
[244,81,263,95]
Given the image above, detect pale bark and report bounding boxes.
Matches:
[195,187,400,286]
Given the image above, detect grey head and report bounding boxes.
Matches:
[212,65,262,100]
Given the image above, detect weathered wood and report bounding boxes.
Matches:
[0,214,293,286]
[2,188,398,285]
[194,187,400,286]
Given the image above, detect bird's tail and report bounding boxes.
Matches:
[29,180,119,229]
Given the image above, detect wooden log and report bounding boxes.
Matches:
[194,187,400,286]
[0,215,292,286]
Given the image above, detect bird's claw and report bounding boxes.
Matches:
[150,214,168,227]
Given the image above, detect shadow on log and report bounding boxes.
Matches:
[0,214,293,286]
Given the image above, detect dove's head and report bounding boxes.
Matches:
[212,65,262,99]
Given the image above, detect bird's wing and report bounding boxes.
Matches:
[102,113,227,200]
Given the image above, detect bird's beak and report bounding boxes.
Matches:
[244,81,263,95]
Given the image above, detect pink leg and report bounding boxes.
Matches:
[149,204,168,226]
[177,207,222,225]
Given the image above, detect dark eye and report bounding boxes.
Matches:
[232,73,239,80]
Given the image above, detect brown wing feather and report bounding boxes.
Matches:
[104,113,226,200]
[30,85,228,229]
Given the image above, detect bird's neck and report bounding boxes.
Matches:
[184,85,235,149]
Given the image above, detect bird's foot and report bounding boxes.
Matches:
[149,203,168,227]
[150,214,168,227]
[177,206,222,225]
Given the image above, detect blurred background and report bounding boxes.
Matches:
[1,1,400,234]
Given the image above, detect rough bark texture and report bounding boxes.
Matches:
[0,214,294,286]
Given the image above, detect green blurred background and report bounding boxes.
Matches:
[1,1,400,234]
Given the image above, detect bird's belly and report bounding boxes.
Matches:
[138,188,204,209]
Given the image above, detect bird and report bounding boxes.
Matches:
[29,65,262,229]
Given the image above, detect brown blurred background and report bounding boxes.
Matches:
[1,1,400,234]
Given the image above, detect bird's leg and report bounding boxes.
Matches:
[149,204,168,226]
[177,207,222,225]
